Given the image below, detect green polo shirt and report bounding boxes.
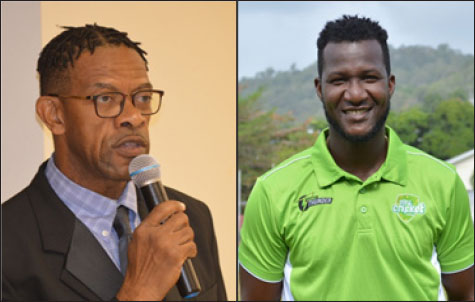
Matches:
[239,126,474,301]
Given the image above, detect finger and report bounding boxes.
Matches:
[178,241,198,259]
[141,200,185,226]
[161,211,190,232]
[180,240,198,259]
[174,226,195,245]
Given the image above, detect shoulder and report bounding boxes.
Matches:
[259,147,314,186]
[248,147,316,218]
[402,144,458,178]
[2,184,44,284]
[165,186,211,215]
[3,162,75,256]
[2,180,41,232]
[3,186,30,213]
[397,144,465,209]
[2,189,37,261]
[164,186,213,227]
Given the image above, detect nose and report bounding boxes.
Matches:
[343,79,368,105]
[115,96,147,129]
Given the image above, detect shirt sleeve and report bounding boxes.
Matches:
[238,177,288,282]
[436,173,474,273]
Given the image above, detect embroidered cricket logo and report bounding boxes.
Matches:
[298,193,332,211]
[392,194,426,223]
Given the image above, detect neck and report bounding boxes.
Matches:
[54,154,127,200]
[327,127,388,182]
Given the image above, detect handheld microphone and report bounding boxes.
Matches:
[129,154,201,299]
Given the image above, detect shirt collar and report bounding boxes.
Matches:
[379,126,407,186]
[45,155,138,218]
[311,126,407,188]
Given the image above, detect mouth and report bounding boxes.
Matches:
[113,136,148,158]
[342,107,373,120]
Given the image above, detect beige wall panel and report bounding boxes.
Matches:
[41,1,236,299]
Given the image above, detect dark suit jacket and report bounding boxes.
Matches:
[2,161,227,301]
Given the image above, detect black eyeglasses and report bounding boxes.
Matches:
[48,89,164,118]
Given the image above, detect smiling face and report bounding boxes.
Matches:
[48,46,152,194]
[315,40,395,142]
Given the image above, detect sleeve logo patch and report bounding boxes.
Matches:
[298,193,333,211]
[392,194,426,223]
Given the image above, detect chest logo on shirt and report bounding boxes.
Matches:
[298,193,332,211]
[392,194,426,223]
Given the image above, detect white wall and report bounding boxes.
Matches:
[454,156,474,191]
[1,1,44,202]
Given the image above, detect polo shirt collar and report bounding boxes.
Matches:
[311,128,346,187]
[380,126,407,186]
[311,126,407,188]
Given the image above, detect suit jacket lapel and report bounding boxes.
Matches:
[29,162,123,300]
[64,219,124,301]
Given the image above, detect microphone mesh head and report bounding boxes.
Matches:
[128,154,161,187]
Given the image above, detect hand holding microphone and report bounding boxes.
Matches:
[116,155,201,301]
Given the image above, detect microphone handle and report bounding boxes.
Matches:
[140,181,202,298]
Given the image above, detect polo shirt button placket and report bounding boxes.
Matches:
[357,185,371,230]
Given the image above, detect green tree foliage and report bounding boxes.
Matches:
[387,107,429,149]
[420,98,474,159]
[271,119,319,165]
[238,88,277,200]
[238,87,319,201]
[388,98,474,160]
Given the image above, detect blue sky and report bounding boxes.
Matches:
[238,1,474,79]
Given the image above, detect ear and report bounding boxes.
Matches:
[314,77,323,102]
[388,74,396,98]
[36,96,66,135]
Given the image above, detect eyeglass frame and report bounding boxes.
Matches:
[47,89,164,118]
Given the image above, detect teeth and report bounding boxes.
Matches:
[346,109,368,115]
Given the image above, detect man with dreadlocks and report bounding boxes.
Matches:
[239,15,474,301]
[2,24,226,301]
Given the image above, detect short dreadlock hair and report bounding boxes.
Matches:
[317,15,390,78]
[37,23,148,96]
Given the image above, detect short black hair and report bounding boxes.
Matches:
[37,23,148,96]
[317,15,390,78]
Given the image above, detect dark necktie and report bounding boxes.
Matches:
[113,205,133,275]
